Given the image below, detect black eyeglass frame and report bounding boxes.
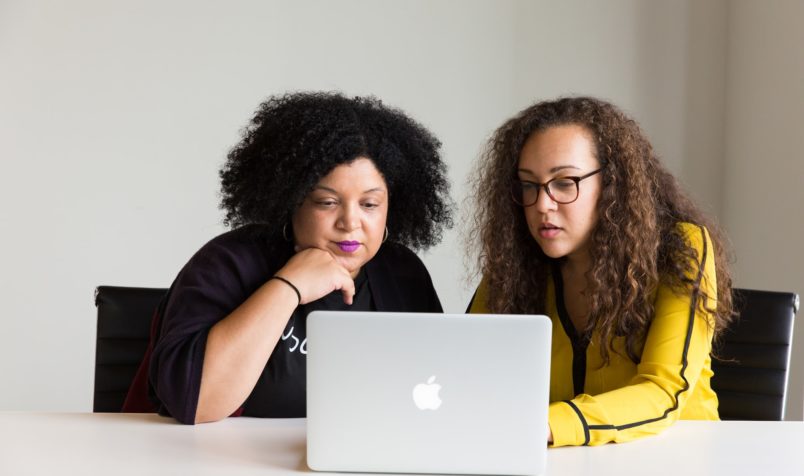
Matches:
[511,168,603,206]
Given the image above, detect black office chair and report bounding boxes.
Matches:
[711,288,799,420]
[94,285,167,412]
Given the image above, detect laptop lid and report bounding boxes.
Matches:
[306,311,551,476]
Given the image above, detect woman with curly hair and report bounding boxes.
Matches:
[467,96,733,446]
[123,92,452,424]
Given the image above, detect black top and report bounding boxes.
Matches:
[242,269,374,417]
[552,262,591,396]
[148,225,442,424]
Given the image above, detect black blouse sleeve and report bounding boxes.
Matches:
[148,230,277,424]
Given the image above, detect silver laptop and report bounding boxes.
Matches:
[306,311,552,476]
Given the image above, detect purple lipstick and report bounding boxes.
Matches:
[337,241,360,253]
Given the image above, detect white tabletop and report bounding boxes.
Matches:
[1,413,803,475]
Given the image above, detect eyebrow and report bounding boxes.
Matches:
[312,185,386,194]
[518,165,581,176]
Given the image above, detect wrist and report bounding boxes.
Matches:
[269,275,301,306]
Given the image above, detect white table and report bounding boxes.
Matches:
[1,413,803,475]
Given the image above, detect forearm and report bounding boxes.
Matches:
[548,378,683,446]
[195,279,299,423]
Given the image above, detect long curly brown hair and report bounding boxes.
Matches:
[469,96,734,363]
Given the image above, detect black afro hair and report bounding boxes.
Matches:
[219,91,453,250]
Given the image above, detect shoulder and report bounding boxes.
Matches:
[369,241,442,312]
[371,241,429,277]
[196,224,269,256]
[673,222,715,267]
[160,226,289,323]
[668,222,717,295]
[194,225,284,265]
[176,225,288,288]
[674,222,711,250]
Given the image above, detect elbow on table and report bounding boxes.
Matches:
[194,407,228,424]
[193,393,244,424]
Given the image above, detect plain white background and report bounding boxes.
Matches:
[1,0,802,420]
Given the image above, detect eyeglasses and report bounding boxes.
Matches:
[511,169,602,206]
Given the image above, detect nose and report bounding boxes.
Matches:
[337,203,361,231]
[533,185,558,213]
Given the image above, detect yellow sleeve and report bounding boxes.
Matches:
[549,224,718,446]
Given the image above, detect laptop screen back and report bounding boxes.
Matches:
[306,311,552,476]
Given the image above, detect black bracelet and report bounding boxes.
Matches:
[270,275,301,306]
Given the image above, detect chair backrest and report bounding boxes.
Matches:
[711,288,799,420]
[94,285,167,412]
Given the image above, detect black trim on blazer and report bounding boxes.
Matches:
[587,225,708,433]
[465,289,478,313]
[564,400,591,446]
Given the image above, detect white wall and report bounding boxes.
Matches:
[1,0,798,421]
[723,0,804,421]
[0,0,524,411]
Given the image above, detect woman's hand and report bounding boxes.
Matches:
[275,247,356,305]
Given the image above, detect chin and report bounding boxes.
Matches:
[536,242,569,260]
[339,255,369,273]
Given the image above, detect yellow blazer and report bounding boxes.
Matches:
[469,223,719,446]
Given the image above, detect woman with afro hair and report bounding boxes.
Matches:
[123,92,452,424]
[468,96,734,446]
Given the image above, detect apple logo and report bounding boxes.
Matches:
[412,375,443,410]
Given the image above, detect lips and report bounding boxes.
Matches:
[538,223,562,239]
[336,241,361,253]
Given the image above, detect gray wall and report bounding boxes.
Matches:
[0,0,800,420]
[722,0,804,421]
